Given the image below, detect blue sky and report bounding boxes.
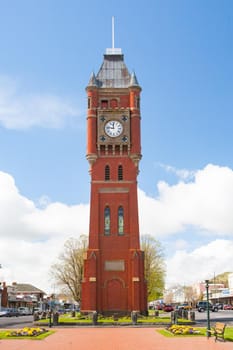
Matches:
[0,0,233,293]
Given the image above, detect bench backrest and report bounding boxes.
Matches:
[215,322,226,332]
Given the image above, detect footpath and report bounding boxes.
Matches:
[0,327,232,350]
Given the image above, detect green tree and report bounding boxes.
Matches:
[210,272,230,288]
[141,234,166,301]
[50,235,88,303]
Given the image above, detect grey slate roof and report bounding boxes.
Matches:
[12,283,45,294]
[88,53,140,89]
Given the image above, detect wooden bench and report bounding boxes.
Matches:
[210,322,226,342]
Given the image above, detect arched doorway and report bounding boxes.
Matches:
[105,278,127,312]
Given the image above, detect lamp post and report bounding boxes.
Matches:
[205,279,211,338]
[0,264,2,311]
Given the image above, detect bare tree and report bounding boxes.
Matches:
[184,286,197,305]
[164,291,174,304]
[141,234,166,301]
[50,235,88,303]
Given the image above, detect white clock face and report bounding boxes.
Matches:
[105,120,123,137]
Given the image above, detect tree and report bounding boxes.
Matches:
[50,235,88,303]
[141,234,166,301]
[210,272,230,288]
[183,285,198,305]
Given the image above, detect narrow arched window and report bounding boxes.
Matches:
[136,96,140,109]
[105,165,110,181]
[118,165,123,180]
[118,206,124,235]
[101,100,108,108]
[104,207,110,235]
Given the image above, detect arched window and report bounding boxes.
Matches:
[104,207,110,235]
[101,100,108,108]
[110,99,118,108]
[118,206,124,235]
[105,165,110,181]
[118,165,123,180]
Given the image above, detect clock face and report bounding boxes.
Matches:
[104,120,123,138]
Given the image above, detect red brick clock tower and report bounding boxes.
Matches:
[81,43,147,315]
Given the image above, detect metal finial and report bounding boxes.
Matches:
[106,17,122,55]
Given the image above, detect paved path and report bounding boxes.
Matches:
[0,327,232,350]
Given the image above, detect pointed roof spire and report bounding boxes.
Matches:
[106,16,122,55]
[87,72,98,87]
[129,71,140,87]
[87,18,141,89]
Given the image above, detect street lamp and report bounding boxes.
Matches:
[205,279,211,338]
[0,264,2,311]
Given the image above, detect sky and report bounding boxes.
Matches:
[0,0,233,295]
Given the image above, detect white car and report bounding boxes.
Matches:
[18,307,31,315]
[0,310,7,317]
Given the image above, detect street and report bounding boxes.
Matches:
[160,309,233,325]
[0,315,33,328]
[194,309,233,325]
[0,310,232,329]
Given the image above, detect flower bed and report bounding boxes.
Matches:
[6,327,49,337]
[167,325,201,335]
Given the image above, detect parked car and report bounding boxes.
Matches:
[33,307,43,314]
[178,303,192,310]
[215,303,224,310]
[223,304,233,310]
[0,310,7,317]
[156,304,164,310]
[163,304,174,312]
[4,308,20,317]
[18,307,32,315]
[196,301,218,312]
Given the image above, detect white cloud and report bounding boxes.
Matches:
[139,164,233,237]
[0,237,67,292]
[0,171,89,241]
[23,202,89,237]
[0,171,89,292]
[166,240,233,287]
[0,171,36,239]
[0,75,82,129]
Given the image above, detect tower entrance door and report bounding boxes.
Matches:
[104,279,127,312]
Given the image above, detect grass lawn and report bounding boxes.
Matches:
[37,313,192,325]
[158,326,233,341]
[224,327,233,342]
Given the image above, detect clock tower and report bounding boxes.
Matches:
[81,43,147,315]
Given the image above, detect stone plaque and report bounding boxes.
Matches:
[89,277,96,282]
[105,260,125,271]
[132,277,140,282]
